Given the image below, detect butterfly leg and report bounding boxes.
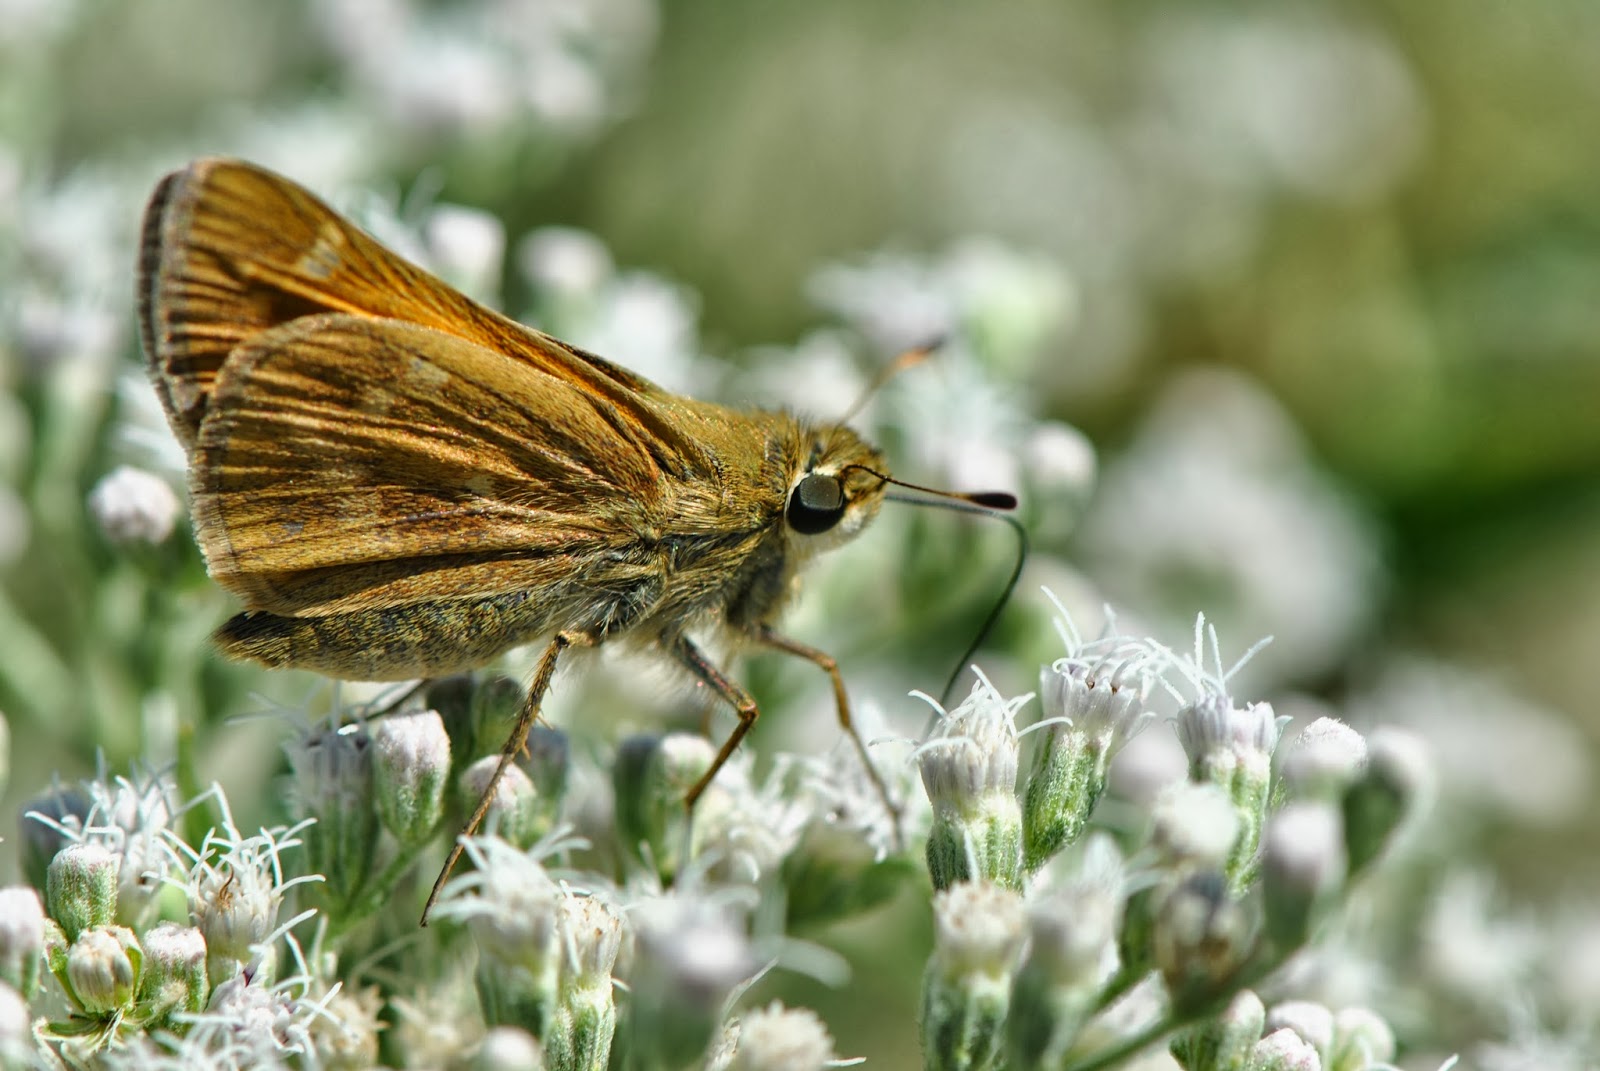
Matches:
[756,626,904,849]
[420,629,587,926]
[674,636,760,808]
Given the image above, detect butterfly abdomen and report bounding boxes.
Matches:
[215,591,559,680]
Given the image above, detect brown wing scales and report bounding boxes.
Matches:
[139,157,712,480]
[193,314,666,617]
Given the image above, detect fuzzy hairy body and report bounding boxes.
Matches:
[137,158,887,684]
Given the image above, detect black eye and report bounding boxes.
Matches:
[786,472,846,535]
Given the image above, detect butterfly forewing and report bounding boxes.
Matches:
[191,313,672,617]
[139,157,710,477]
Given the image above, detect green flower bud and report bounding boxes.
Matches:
[1175,695,1280,894]
[47,842,120,941]
[64,926,140,1016]
[373,709,451,847]
[613,733,712,881]
[919,680,1026,892]
[921,881,1026,1071]
[136,922,209,1027]
[1327,1007,1394,1071]
[1171,989,1266,1071]
[544,896,622,1071]
[1007,862,1120,1067]
[624,893,755,1071]
[781,820,918,929]
[522,726,571,809]
[1343,727,1430,878]
[464,848,564,1035]
[286,724,379,911]
[1025,655,1151,870]
[461,756,547,851]
[1261,804,1345,949]
[0,886,45,999]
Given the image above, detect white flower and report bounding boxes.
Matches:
[87,465,181,545]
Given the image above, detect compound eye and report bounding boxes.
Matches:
[786,472,846,535]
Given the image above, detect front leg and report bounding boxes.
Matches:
[756,626,903,845]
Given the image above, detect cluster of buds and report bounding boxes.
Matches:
[909,613,1430,1071]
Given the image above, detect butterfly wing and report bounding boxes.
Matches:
[193,313,671,619]
[138,156,710,481]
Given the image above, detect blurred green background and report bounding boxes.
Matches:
[3,0,1598,1064]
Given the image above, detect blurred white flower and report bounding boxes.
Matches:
[88,465,181,547]
[1351,657,1590,827]
[1140,10,1425,204]
[424,203,506,306]
[1421,869,1542,1012]
[570,271,705,394]
[519,226,615,302]
[1078,368,1381,688]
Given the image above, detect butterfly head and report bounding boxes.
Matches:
[783,424,889,551]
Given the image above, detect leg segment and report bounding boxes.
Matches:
[756,626,903,845]
[420,630,581,925]
[671,635,760,808]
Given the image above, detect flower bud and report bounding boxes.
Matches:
[136,923,209,1026]
[1280,718,1366,801]
[0,886,45,998]
[47,842,120,940]
[1327,1006,1395,1071]
[1151,871,1252,1013]
[1024,655,1152,869]
[461,756,548,852]
[1342,727,1430,877]
[286,724,379,911]
[922,881,1026,1071]
[1148,782,1241,870]
[918,681,1026,891]
[1007,842,1122,1067]
[544,896,623,1071]
[0,981,32,1067]
[1175,694,1280,892]
[613,733,712,881]
[1170,988,1265,1071]
[727,1002,838,1071]
[87,465,180,546]
[20,785,90,891]
[1262,803,1345,948]
[625,893,756,1071]
[1266,1000,1333,1064]
[64,926,140,1015]
[522,726,571,809]
[437,835,567,1036]
[475,1026,546,1071]
[1247,1027,1321,1071]
[373,709,451,847]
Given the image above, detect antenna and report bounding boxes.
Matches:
[838,339,944,426]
